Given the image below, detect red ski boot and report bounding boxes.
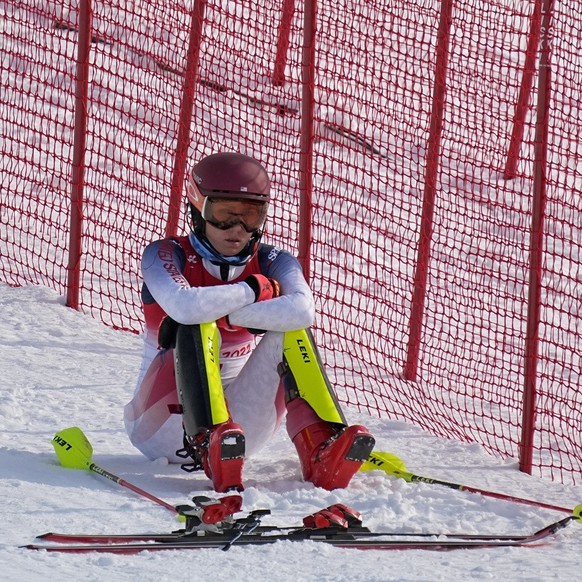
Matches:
[292,420,375,490]
[183,421,245,493]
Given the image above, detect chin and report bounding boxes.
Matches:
[222,247,244,256]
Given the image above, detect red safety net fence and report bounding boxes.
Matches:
[1,0,581,484]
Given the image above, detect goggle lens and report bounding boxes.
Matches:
[202,198,267,232]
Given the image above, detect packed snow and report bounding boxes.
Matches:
[0,283,579,581]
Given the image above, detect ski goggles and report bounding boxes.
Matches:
[201,197,268,232]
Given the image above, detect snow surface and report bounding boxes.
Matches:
[0,282,580,581]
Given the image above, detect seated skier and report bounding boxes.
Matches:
[124,152,375,492]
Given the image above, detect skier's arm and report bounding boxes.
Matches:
[141,239,256,324]
[226,249,315,332]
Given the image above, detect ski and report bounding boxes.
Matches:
[26,516,573,554]
[36,502,364,544]
[32,526,552,545]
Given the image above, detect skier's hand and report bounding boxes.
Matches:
[244,275,280,302]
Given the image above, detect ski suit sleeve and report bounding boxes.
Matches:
[141,239,256,324]
[226,248,315,332]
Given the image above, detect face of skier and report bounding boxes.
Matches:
[204,220,254,256]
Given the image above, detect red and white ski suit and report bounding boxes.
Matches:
[124,232,315,462]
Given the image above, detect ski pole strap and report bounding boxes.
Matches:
[282,329,347,425]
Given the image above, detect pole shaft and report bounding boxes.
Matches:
[90,463,178,513]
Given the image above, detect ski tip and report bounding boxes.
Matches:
[21,544,42,550]
[572,504,582,521]
[35,533,54,540]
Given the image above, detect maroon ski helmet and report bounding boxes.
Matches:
[186,152,271,214]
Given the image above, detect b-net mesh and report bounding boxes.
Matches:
[2,1,580,484]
